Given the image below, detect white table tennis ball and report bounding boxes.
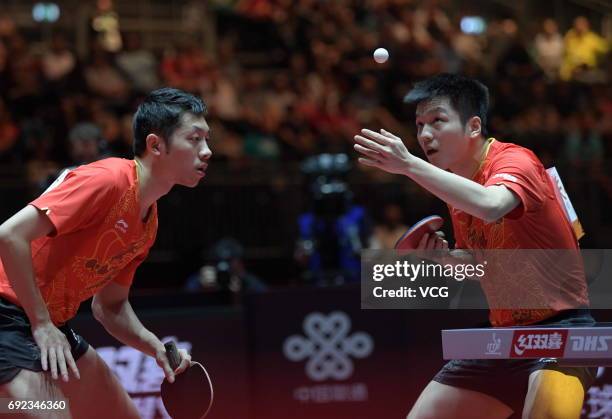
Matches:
[373,47,389,64]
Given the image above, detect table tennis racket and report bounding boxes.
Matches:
[161,341,213,419]
[394,215,444,250]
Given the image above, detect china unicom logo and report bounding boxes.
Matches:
[283,311,374,381]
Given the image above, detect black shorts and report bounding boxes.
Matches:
[0,297,89,384]
[433,309,598,415]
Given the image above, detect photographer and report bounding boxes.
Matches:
[295,154,371,285]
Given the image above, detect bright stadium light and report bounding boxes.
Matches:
[32,3,61,23]
[47,3,60,22]
[32,3,46,22]
[460,16,486,34]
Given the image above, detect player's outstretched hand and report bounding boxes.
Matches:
[31,321,80,382]
[354,128,414,175]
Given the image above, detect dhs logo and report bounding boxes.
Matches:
[511,330,567,358]
[570,335,612,352]
[283,311,374,381]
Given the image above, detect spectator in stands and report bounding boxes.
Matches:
[41,32,77,89]
[0,15,16,38]
[208,65,241,121]
[67,122,107,166]
[451,17,485,67]
[92,0,122,52]
[116,33,160,93]
[564,112,604,170]
[495,19,539,81]
[22,119,59,189]
[84,45,129,101]
[412,0,452,49]
[160,38,210,93]
[90,103,131,158]
[560,16,609,81]
[39,122,107,194]
[534,18,564,80]
[369,203,408,250]
[5,33,42,120]
[185,237,267,294]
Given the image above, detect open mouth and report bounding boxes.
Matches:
[196,168,207,176]
[426,150,438,156]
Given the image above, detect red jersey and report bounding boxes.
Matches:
[0,158,158,325]
[449,139,589,326]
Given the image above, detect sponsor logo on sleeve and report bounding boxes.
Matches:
[492,173,518,183]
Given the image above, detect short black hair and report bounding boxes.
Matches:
[404,73,489,137]
[132,87,207,157]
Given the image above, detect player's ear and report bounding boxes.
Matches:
[467,116,482,139]
[145,133,163,156]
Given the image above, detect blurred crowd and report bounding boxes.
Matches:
[0,0,610,288]
[0,0,611,263]
[0,1,610,188]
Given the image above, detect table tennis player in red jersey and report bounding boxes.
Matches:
[353,73,594,419]
[0,88,210,418]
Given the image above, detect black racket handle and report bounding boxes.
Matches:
[164,341,181,370]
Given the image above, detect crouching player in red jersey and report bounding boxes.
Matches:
[0,88,212,418]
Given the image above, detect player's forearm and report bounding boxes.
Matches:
[93,299,163,357]
[403,157,502,222]
[0,235,52,325]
